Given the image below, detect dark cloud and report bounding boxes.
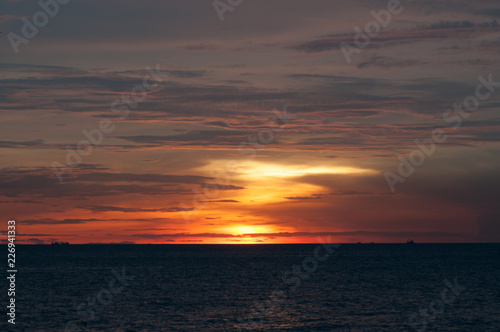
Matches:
[285,196,322,200]
[357,55,424,69]
[205,121,230,128]
[0,168,210,199]
[116,68,207,78]
[165,70,207,78]
[426,20,499,30]
[74,172,210,184]
[82,205,194,213]
[183,44,218,51]
[22,218,97,225]
[0,140,46,148]
[25,238,45,245]
[117,130,254,147]
[477,9,500,18]
[22,217,175,225]
[289,21,500,53]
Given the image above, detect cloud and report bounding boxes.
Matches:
[0,168,219,199]
[357,55,424,69]
[426,20,499,29]
[0,232,76,237]
[73,172,210,184]
[477,9,500,18]
[117,130,254,147]
[82,205,194,213]
[0,14,22,23]
[25,238,45,244]
[117,68,207,78]
[0,140,47,148]
[284,196,322,200]
[87,241,141,244]
[289,21,500,53]
[22,218,98,225]
[21,217,175,225]
[182,44,218,51]
[128,230,466,240]
[205,121,230,128]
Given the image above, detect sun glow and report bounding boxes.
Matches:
[237,162,377,179]
[198,160,377,181]
[235,226,256,235]
[225,224,273,236]
[177,160,377,243]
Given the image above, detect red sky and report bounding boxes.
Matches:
[1,0,499,244]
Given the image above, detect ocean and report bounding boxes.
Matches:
[3,244,499,331]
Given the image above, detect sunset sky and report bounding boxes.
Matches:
[1,0,499,244]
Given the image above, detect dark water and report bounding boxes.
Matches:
[2,244,499,331]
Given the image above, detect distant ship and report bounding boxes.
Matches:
[406,240,415,244]
[51,242,70,245]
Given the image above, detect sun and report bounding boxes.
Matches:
[236,226,256,235]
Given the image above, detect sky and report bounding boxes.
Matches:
[1,0,499,244]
